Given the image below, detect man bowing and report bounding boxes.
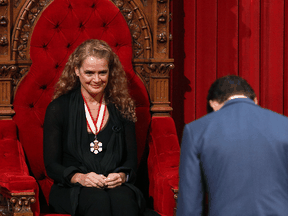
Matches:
[177,75,288,216]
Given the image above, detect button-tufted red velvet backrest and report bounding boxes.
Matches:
[13,0,151,205]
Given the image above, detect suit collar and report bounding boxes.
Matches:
[221,98,256,110]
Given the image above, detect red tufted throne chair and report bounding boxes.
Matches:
[0,0,179,216]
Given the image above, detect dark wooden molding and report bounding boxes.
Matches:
[0,0,9,57]
[0,35,8,46]
[133,59,174,116]
[171,188,178,216]
[0,194,9,216]
[12,0,52,60]
[111,0,154,59]
[0,63,30,119]
[0,0,8,6]
[153,0,170,59]
[0,190,36,216]
[0,16,8,27]
[0,64,29,89]
[10,195,36,216]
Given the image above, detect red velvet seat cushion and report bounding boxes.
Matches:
[0,173,36,193]
[0,120,35,191]
[13,0,150,211]
[0,120,40,215]
[0,120,28,174]
[148,117,180,216]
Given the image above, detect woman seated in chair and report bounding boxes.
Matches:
[43,39,144,216]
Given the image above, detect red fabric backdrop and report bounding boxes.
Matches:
[172,0,288,139]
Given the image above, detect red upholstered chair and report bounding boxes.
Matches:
[0,0,179,216]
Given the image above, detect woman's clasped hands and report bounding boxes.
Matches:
[71,172,126,189]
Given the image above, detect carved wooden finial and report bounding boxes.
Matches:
[0,16,7,26]
[0,36,8,46]
[158,12,167,23]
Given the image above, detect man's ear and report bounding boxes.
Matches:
[209,100,216,110]
[254,97,258,105]
[209,100,221,111]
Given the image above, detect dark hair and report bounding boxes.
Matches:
[207,75,256,113]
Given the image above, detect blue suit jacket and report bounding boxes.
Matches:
[177,98,288,216]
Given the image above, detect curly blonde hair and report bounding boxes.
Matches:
[53,39,137,122]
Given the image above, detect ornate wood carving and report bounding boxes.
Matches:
[0,35,7,46]
[0,65,29,86]
[171,188,178,216]
[112,0,153,59]
[0,16,7,26]
[153,0,170,58]
[0,0,7,6]
[0,0,9,56]
[134,60,174,116]
[0,64,29,119]
[0,194,10,216]
[0,191,36,216]
[12,0,52,60]
[10,195,36,216]
[14,0,22,8]
[8,0,173,117]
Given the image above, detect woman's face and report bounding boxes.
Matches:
[75,56,109,97]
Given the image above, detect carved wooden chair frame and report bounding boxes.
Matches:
[0,0,176,215]
[0,0,174,119]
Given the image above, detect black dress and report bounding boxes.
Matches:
[43,88,144,216]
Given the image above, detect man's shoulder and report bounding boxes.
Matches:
[261,106,288,117]
[185,103,288,132]
[185,111,217,132]
[259,106,288,127]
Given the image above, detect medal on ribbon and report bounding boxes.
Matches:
[90,140,102,154]
[83,94,107,154]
